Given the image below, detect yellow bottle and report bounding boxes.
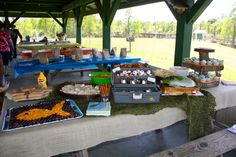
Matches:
[38,72,47,88]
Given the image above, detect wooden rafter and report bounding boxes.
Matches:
[0,4,61,12]
[10,11,25,26]
[63,0,93,12]
[0,1,64,6]
[187,0,213,24]
[0,12,63,18]
[47,12,63,27]
[107,0,122,25]
[164,0,179,20]
[94,0,104,20]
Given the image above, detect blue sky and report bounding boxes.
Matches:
[113,0,236,22]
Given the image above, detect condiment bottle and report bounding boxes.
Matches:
[38,72,47,88]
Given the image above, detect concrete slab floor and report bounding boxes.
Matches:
[88,121,189,157]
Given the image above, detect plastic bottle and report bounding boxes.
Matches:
[38,72,47,88]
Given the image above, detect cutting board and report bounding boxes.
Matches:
[160,84,200,94]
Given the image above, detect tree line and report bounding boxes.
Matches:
[13,16,176,40]
[11,5,236,47]
[194,5,236,47]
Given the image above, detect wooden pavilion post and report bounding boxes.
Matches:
[95,0,121,51]
[4,10,10,27]
[174,14,193,66]
[62,12,69,33]
[74,6,86,44]
[165,0,213,66]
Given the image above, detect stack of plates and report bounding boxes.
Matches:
[228,124,236,134]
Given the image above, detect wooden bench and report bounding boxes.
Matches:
[150,129,236,157]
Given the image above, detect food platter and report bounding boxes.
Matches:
[2,99,83,131]
[6,86,52,102]
[59,83,100,101]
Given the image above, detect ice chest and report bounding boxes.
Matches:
[112,87,161,104]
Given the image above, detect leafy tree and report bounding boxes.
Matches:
[229,4,236,47]
[66,18,76,38]
[132,21,142,37]
[82,15,97,37]
[112,20,125,36]
[220,17,233,42]
[124,9,133,37]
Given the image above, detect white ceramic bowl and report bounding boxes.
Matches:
[170,66,189,77]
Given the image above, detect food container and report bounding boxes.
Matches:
[112,68,156,88]
[112,87,161,104]
[170,66,189,77]
[90,72,111,85]
[83,54,91,59]
[60,83,100,101]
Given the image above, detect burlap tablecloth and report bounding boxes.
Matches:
[0,106,186,157]
[0,82,235,157]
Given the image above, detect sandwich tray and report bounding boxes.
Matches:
[2,99,83,131]
[6,86,52,102]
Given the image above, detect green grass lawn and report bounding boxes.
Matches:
[70,37,236,82]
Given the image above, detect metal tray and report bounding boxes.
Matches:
[2,99,83,131]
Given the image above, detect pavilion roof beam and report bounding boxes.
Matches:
[74,6,86,26]
[86,5,94,11]
[0,4,62,12]
[94,0,103,19]
[63,0,94,12]
[187,0,213,24]
[0,1,64,6]
[47,12,63,27]
[164,0,179,20]
[86,0,164,16]
[119,0,163,10]
[10,11,25,26]
[107,0,122,25]
[0,12,63,18]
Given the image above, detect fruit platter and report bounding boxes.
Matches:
[2,99,83,131]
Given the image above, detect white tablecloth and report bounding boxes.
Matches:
[0,83,236,157]
[206,83,236,110]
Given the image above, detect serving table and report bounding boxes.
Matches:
[0,82,236,157]
[14,56,141,78]
[17,43,81,51]
[17,43,82,59]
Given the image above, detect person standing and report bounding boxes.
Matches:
[10,24,22,58]
[0,21,14,76]
[0,54,10,115]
